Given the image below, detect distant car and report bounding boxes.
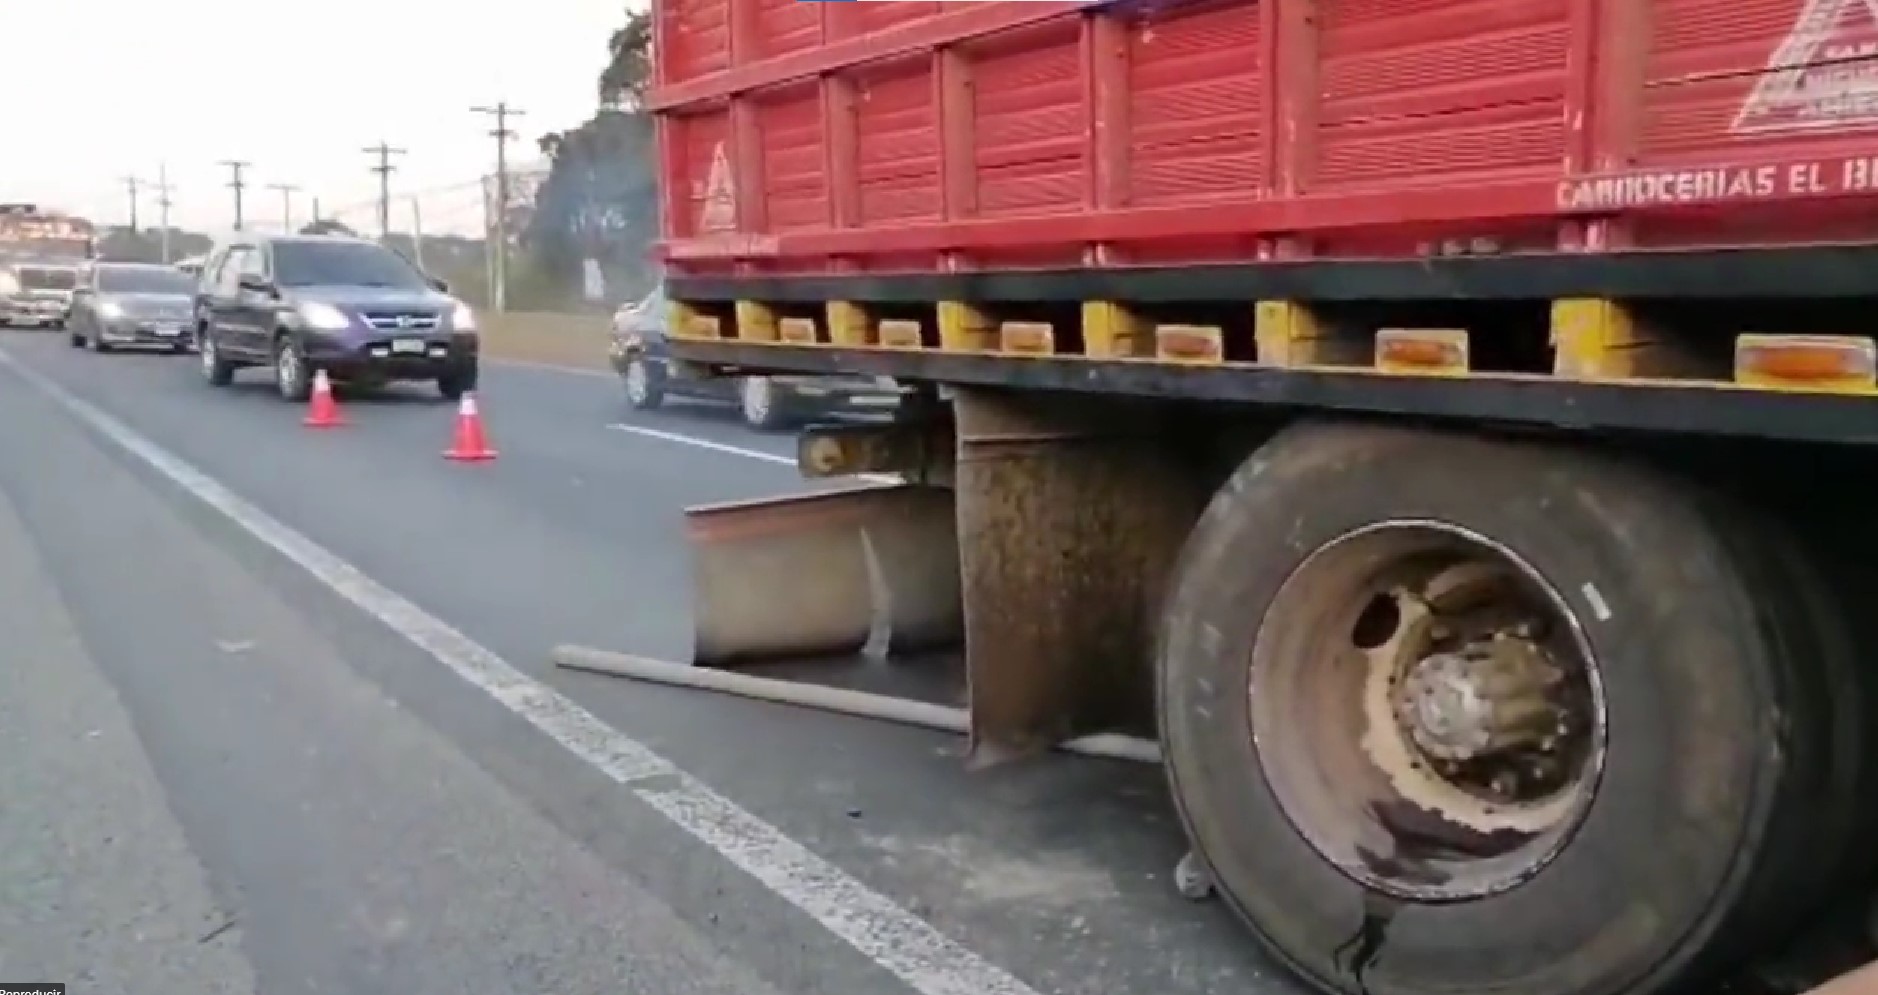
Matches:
[609,284,904,430]
[193,234,480,402]
[0,261,79,329]
[66,261,197,353]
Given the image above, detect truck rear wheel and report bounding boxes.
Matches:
[1157,422,1846,995]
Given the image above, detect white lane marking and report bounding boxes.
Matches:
[0,349,1042,995]
[610,422,796,465]
[607,423,901,486]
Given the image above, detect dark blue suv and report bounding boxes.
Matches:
[194,235,480,401]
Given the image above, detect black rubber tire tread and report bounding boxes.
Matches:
[274,335,311,403]
[1694,461,1878,979]
[203,344,235,386]
[624,358,665,410]
[438,363,478,401]
[1157,421,1805,995]
[1671,489,1857,968]
[739,377,789,431]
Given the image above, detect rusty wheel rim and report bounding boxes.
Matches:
[1248,519,1608,902]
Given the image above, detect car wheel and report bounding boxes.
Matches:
[90,329,111,353]
[438,362,479,402]
[200,333,235,386]
[739,376,786,430]
[274,335,311,402]
[624,357,664,410]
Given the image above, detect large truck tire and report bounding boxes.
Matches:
[1157,422,1851,995]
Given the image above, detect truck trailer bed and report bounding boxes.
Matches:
[651,0,1878,443]
[642,5,1878,995]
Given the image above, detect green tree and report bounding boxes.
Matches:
[518,8,658,310]
[599,10,654,109]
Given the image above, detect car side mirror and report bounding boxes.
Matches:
[237,275,274,295]
[427,276,449,293]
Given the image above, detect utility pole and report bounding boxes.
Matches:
[120,175,145,232]
[268,183,300,232]
[220,160,251,231]
[361,141,406,241]
[410,198,427,270]
[153,165,174,263]
[311,196,322,224]
[471,101,524,312]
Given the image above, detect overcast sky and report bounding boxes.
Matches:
[8,0,635,237]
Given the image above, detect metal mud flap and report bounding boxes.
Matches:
[685,483,963,667]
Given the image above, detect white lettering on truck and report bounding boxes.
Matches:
[1558,155,1878,210]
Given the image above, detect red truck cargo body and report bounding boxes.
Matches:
[649,0,1878,276]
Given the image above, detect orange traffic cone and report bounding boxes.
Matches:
[443,392,497,461]
[303,369,345,428]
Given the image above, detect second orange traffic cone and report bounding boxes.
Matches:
[443,392,497,461]
[303,369,345,428]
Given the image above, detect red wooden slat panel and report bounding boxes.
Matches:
[1125,0,1265,207]
[652,0,1878,268]
[969,24,1086,217]
[1315,0,1570,188]
[752,0,822,60]
[854,65,942,225]
[664,0,730,83]
[755,87,829,232]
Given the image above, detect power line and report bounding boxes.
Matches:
[319,175,526,221]
[220,160,252,231]
[267,183,300,233]
[361,141,407,240]
[471,101,525,313]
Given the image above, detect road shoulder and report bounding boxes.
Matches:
[0,479,259,994]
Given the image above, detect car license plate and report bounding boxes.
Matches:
[154,324,180,336]
[392,338,426,354]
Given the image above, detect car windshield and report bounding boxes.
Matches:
[20,267,76,290]
[273,240,427,290]
[99,266,194,294]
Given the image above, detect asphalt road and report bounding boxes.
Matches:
[0,330,1283,995]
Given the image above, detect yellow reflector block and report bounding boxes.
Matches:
[778,317,818,344]
[878,320,923,350]
[999,321,1055,355]
[1376,328,1470,375]
[1155,324,1224,364]
[1735,335,1878,393]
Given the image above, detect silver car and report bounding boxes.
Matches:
[66,261,197,353]
[610,284,906,430]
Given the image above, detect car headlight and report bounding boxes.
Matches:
[451,302,477,331]
[298,302,352,331]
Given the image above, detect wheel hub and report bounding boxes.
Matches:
[1393,634,1564,763]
